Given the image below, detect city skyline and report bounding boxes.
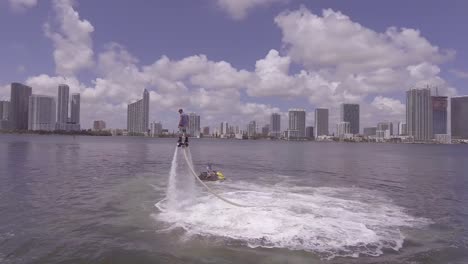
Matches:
[1,1,468,130]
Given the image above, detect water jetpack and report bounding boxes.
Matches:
[198,171,225,181]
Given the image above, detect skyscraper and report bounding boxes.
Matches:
[398,122,407,135]
[28,95,56,131]
[10,83,32,130]
[93,120,106,131]
[288,108,306,139]
[0,100,9,120]
[203,126,210,136]
[262,124,270,136]
[305,126,314,139]
[270,113,281,138]
[188,113,201,137]
[0,100,10,130]
[432,96,448,135]
[57,84,69,129]
[150,122,163,137]
[247,120,256,138]
[127,89,150,134]
[406,88,433,141]
[70,93,80,126]
[314,108,329,137]
[451,96,468,139]
[377,122,393,135]
[340,103,360,134]
[363,127,377,137]
[220,122,224,135]
[336,122,351,137]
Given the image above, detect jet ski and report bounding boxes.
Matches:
[198,166,225,181]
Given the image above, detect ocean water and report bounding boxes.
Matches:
[0,134,467,264]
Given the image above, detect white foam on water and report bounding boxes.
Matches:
[163,147,197,211]
[155,177,431,259]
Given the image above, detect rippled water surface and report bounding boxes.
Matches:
[1,135,467,264]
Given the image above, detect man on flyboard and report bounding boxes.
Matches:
[177,109,189,147]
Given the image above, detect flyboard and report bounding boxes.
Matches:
[180,145,252,208]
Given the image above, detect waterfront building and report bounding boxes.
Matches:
[247,121,256,138]
[93,120,106,131]
[340,103,360,134]
[398,122,407,135]
[70,93,80,126]
[203,126,210,136]
[10,82,32,130]
[306,126,314,139]
[0,100,9,120]
[262,124,270,136]
[56,84,69,130]
[288,108,306,140]
[377,122,393,135]
[406,87,433,141]
[336,122,351,138]
[451,96,468,139]
[28,95,56,131]
[363,127,377,137]
[188,113,201,137]
[150,122,163,137]
[270,113,281,138]
[314,108,329,137]
[127,89,149,134]
[432,96,448,135]
[435,134,451,144]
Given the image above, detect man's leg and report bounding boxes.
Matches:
[177,128,183,146]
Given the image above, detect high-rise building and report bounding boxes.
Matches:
[247,121,256,138]
[262,124,270,136]
[340,103,360,134]
[0,100,9,120]
[220,122,224,135]
[377,122,393,135]
[70,93,80,125]
[127,89,150,134]
[432,96,448,135]
[451,96,468,139]
[93,120,106,131]
[203,126,210,136]
[406,88,433,141]
[336,121,351,137]
[28,95,56,131]
[150,121,163,137]
[270,113,281,138]
[188,113,201,137]
[57,84,69,128]
[10,82,32,130]
[288,108,306,139]
[314,108,329,137]
[398,122,407,135]
[305,126,314,139]
[0,100,10,130]
[363,127,377,137]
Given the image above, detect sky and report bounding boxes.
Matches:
[1,0,467,131]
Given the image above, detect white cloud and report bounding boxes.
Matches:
[8,0,37,11]
[13,4,460,131]
[215,0,287,20]
[44,0,94,76]
[449,69,468,79]
[371,96,405,116]
[274,8,454,73]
